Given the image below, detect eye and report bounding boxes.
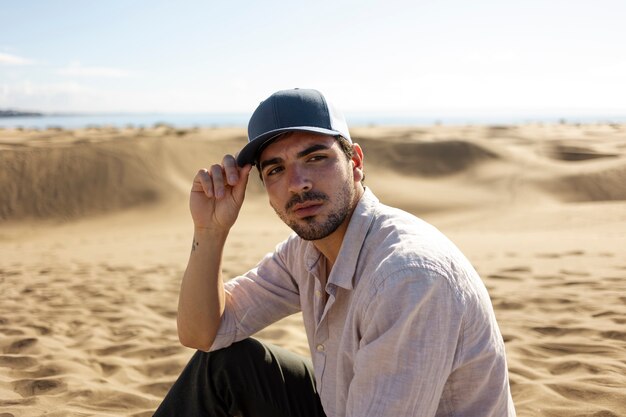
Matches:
[307,154,327,162]
[265,166,283,176]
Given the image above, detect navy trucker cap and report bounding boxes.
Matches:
[237,88,352,167]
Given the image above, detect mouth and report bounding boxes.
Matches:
[291,201,323,218]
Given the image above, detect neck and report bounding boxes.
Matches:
[312,185,364,271]
[312,224,347,271]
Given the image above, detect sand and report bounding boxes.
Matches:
[0,123,625,416]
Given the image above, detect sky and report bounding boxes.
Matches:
[1,0,625,117]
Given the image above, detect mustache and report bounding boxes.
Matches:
[285,191,329,211]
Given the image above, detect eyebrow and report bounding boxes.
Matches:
[259,143,332,172]
[297,143,330,158]
[259,157,281,172]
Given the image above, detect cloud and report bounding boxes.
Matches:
[0,80,101,111]
[0,52,34,66]
[57,62,133,78]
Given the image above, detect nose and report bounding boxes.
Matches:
[286,164,312,194]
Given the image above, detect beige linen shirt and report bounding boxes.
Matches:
[211,189,516,417]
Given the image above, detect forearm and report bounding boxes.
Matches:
[177,227,229,351]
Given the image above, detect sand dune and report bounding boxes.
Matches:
[0,127,253,221]
[358,136,500,176]
[541,163,626,202]
[1,124,625,416]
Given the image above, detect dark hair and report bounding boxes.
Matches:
[336,135,365,182]
[334,135,354,160]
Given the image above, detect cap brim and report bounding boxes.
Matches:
[236,126,342,167]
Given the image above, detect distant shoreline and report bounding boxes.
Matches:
[0,109,44,118]
[1,110,625,129]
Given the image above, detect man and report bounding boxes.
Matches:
[154,88,516,416]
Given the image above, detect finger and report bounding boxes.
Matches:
[222,155,239,186]
[210,164,226,199]
[232,164,252,203]
[193,169,213,198]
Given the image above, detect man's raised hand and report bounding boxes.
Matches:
[189,155,252,232]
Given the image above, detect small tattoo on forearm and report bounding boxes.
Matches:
[191,240,199,253]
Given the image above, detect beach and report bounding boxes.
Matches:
[1,124,625,416]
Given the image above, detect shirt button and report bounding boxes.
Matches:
[316,344,325,352]
[315,290,322,297]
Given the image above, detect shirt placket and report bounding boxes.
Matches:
[314,281,339,396]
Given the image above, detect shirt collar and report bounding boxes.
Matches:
[303,187,378,290]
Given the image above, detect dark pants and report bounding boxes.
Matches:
[153,338,327,417]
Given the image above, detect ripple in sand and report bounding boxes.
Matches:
[531,326,591,337]
[547,382,624,403]
[0,355,38,369]
[600,331,626,342]
[137,381,173,397]
[549,360,604,376]
[5,338,38,354]
[13,378,67,397]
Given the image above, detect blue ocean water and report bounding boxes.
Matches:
[1,112,625,129]
[0,113,250,129]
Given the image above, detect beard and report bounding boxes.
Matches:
[273,185,356,241]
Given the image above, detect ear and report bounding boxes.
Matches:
[351,143,364,182]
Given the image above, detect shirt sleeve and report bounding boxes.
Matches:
[346,267,464,417]
[210,240,302,351]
